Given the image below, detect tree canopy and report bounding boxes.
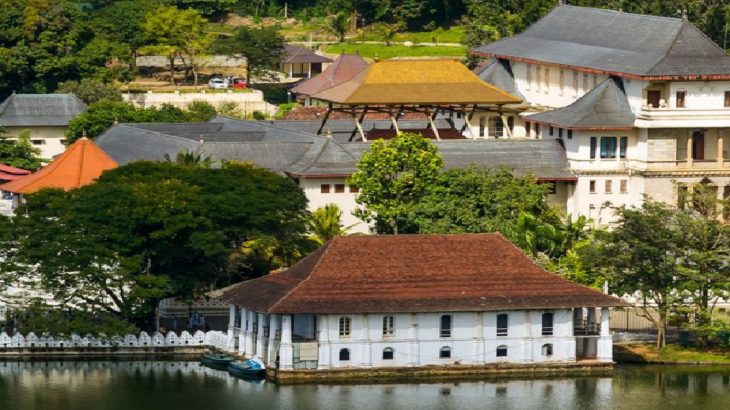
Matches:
[215,25,285,85]
[0,129,43,170]
[2,161,310,324]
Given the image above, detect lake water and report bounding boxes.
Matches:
[1,361,730,410]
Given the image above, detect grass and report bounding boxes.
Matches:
[615,342,730,364]
[322,43,466,59]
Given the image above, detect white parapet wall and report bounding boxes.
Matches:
[0,330,228,352]
[123,91,278,116]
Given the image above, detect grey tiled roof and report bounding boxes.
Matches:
[0,94,86,127]
[474,59,524,100]
[96,118,574,180]
[283,45,333,64]
[472,5,730,78]
[525,77,635,130]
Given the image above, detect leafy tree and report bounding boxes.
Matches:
[348,132,443,234]
[141,6,213,85]
[328,12,351,42]
[89,0,157,63]
[163,150,214,168]
[166,0,238,17]
[0,130,43,170]
[581,200,685,348]
[216,25,285,85]
[57,79,122,105]
[307,203,354,245]
[5,161,309,323]
[186,100,218,122]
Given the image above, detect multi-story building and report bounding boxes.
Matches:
[472,5,730,223]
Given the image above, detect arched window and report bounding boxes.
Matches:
[496,314,508,336]
[440,315,452,338]
[542,312,554,336]
[542,343,553,357]
[382,347,394,360]
[382,315,395,337]
[339,348,350,361]
[339,317,351,338]
[439,346,451,359]
[496,345,508,357]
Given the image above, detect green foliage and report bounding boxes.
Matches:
[13,304,138,338]
[275,102,300,119]
[348,132,443,234]
[215,25,285,84]
[4,161,309,322]
[65,101,215,142]
[328,12,351,42]
[163,150,214,168]
[57,79,122,105]
[322,43,466,59]
[307,203,354,246]
[166,0,239,18]
[0,130,43,169]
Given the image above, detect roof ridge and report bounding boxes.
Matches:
[267,240,335,313]
[110,124,208,144]
[644,18,690,75]
[559,4,682,23]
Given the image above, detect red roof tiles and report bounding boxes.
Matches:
[217,234,627,314]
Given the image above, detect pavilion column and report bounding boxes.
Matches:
[238,307,247,355]
[288,64,293,79]
[718,135,724,167]
[598,307,613,362]
[687,134,694,168]
[308,63,312,78]
[280,314,294,370]
[267,314,279,366]
[318,315,331,368]
[256,313,266,358]
[226,304,236,352]
[362,315,372,367]
[244,310,254,355]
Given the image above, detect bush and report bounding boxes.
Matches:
[275,102,300,119]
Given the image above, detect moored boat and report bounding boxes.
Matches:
[201,353,235,370]
[227,358,265,379]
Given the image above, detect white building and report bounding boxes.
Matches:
[0,93,86,160]
[214,234,626,380]
[472,5,730,223]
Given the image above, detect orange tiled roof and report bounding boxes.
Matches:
[0,138,118,194]
[311,59,523,105]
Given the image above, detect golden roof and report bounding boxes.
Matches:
[311,59,522,105]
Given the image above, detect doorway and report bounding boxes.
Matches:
[692,131,705,160]
[647,90,661,108]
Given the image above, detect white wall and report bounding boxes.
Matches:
[298,177,369,234]
[3,126,66,160]
[512,62,608,109]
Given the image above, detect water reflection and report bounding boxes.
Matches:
[1,362,730,410]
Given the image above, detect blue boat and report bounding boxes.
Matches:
[228,358,265,379]
[201,353,235,370]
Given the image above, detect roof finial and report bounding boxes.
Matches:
[325,128,333,139]
[199,134,205,144]
[81,129,88,140]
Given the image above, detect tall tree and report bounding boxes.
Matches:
[216,25,285,85]
[307,203,353,245]
[348,132,443,234]
[0,129,43,170]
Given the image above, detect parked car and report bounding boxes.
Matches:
[208,78,228,89]
[231,77,247,89]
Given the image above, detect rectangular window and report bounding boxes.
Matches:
[382,316,395,337]
[541,313,554,336]
[440,315,452,338]
[320,184,331,193]
[544,67,550,93]
[31,139,46,145]
[676,91,686,108]
[592,74,598,88]
[605,180,612,193]
[589,180,596,193]
[478,117,486,137]
[558,128,563,139]
[536,66,542,91]
[488,117,505,138]
[677,184,688,209]
[349,185,359,193]
[526,122,531,137]
[619,136,628,159]
[339,317,351,338]
[620,179,628,194]
[725,91,730,107]
[535,123,540,137]
[334,184,345,193]
[549,126,554,137]
[545,181,557,194]
[526,64,532,90]
[600,137,618,159]
[567,130,573,139]
[590,137,597,159]
[496,314,508,337]
[573,71,579,96]
[559,69,565,95]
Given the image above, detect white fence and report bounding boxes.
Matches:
[0,330,228,350]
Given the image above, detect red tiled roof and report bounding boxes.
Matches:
[217,234,627,314]
[0,163,31,181]
[0,138,118,194]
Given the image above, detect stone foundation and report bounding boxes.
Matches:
[267,361,614,384]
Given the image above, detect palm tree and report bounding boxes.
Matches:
[163,150,213,168]
[307,204,353,246]
[328,13,350,43]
